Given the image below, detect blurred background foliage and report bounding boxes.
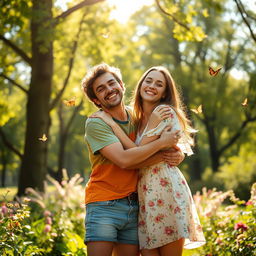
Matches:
[0,0,255,200]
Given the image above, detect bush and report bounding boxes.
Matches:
[193,183,256,256]
[0,170,87,255]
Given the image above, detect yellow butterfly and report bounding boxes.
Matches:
[241,98,248,107]
[38,134,47,142]
[101,32,110,39]
[191,105,203,114]
[63,98,76,107]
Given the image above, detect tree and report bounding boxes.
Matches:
[0,0,105,195]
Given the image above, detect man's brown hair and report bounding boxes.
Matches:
[81,63,123,108]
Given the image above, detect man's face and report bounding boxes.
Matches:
[92,72,124,109]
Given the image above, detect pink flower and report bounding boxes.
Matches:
[44,210,52,217]
[1,205,8,215]
[181,180,186,185]
[246,200,252,206]
[165,226,174,235]
[176,192,181,198]
[154,214,165,223]
[234,222,248,232]
[157,199,164,206]
[142,185,148,192]
[138,220,145,226]
[148,201,155,207]
[169,113,174,118]
[160,178,169,187]
[45,216,52,225]
[146,236,151,244]
[152,167,160,174]
[44,224,51,233]
[174,206,181,214]
[141,205,146,212]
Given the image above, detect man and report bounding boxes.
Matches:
[81,63,184,256]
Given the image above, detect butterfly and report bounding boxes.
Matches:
[191,104,203,114]
[38,134,47,142]
[241,98,248,107]
[63,98,76,107]
[101,32,110,39]
[209,67,222,76]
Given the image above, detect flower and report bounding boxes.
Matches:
[246,200,252,206]
[138,220,145,226]
[44,210,52,217]
[152,167,160,174]
[142,185,148,192]
[141,205,146,212]
[154,214,165,223]
[45,216,52,225]
[148,201,155,207]
[43,224,51,233]
[174,206,181,214]
[234,222,248,232]
[165,226,174,235]
[1,204,8,215]
[157,199,164,206]
[160,178,169,187]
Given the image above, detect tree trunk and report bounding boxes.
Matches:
[18,0,53,195]
[205,118,220,172]
[1,149,7,187]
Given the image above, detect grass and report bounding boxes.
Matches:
[0,186,17,201]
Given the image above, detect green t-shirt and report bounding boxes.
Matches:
[84,110,138,204]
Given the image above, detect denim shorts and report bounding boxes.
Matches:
[85,197,139,245]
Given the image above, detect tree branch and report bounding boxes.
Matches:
[234,0,256,42]
[0,35,32,65]
[0,73,28,94]
[219,116,256,155]
[54,0,105,25]
[155,0,190,31]
[0,128,23,159]
[50,12,86,111]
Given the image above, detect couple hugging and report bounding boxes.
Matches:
[81,63,205,256]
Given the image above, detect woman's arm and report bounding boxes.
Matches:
[90,106,172,149]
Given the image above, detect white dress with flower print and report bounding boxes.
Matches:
[137,106,206,250]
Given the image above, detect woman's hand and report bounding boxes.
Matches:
[90,110,115,128]
[161,147,185,167]
[148,105,173,129]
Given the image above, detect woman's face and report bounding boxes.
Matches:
[140,70,167,104]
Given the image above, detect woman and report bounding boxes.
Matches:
[92,66,205,256]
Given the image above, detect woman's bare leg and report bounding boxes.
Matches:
[159,238,185,256]
[141,248,160,256]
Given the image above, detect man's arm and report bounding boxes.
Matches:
[127,149,185,169]
[100,128,179,169]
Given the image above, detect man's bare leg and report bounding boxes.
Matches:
[87,241,114,256]
[112,243,139,256]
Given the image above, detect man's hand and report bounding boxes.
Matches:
[161,148,185,167]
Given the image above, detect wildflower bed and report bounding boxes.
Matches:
[1,174,255,256]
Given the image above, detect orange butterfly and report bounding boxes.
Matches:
[209,67,222,76]
[241,98,248,107]
[63,98,76,107]
[38,134,47,142]
[191,105,203,114]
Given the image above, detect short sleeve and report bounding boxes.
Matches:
[144,107,194,156]
[85,118,120,154]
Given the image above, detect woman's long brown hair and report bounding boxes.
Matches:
[131,66,196,145]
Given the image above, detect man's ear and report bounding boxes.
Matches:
[93,98,101,106]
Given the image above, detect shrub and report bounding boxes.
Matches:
[193,183,256,256]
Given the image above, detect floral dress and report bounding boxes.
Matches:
[137,105,206,250]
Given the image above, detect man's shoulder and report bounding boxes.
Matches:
[85,117,107,128]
